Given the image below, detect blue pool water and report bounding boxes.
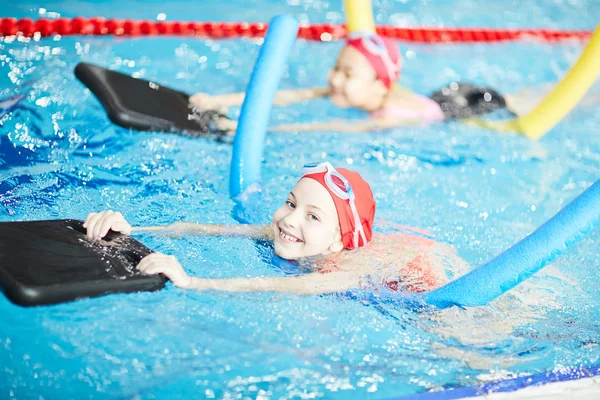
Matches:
[1,0,600,398]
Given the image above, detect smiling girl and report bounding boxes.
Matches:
[84,162,467,295]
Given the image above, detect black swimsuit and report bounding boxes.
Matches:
[429,83,509,119]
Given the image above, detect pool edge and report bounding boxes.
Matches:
[393,363,600,399]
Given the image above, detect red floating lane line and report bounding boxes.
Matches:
[0,17,592,43]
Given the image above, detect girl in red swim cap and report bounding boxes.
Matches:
[84,162,467,295]
[190,31,554,134]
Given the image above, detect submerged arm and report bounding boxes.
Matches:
[137,253,360,295]
[188,271,359,295]
[504,83,555,117]
[270,117,423,133]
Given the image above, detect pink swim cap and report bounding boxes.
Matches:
[346,32,402,89]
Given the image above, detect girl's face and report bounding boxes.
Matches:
[328,45,388,112]
[272,178,343,260]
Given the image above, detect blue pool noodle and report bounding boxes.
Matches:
[422,180,600,308]
[229,15,299,199]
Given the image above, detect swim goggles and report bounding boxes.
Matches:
[302,162,367,248]
[348,31,399,87]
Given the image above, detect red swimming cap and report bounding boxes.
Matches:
[346,33,402,89]
[303,167,376,250]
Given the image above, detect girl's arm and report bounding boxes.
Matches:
[191,272,358,295]
[84,210,271,240]
[189,87,329,111]
[505,83,600,117]
[504,83,555,117]
[391,84,418,97]
[272,87,329,106]
[270,116,423,134]
[191,111,418,135]
[133,222,271,239]
[137,253,360,295]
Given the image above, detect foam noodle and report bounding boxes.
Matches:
[466,23,600,139]
[229,15,299,200]
[421,180,600,308]
[344,0,376,34]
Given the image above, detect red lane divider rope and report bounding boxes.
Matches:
[0,17,592,43]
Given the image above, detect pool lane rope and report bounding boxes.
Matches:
[230,14,600,309]
[0,17,592,43]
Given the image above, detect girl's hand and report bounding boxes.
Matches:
[83,210,132,239]
[137,253,193,288]
[189,92,227,114]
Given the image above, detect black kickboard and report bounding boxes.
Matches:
[0,219,166,306]
[75,62,223,134]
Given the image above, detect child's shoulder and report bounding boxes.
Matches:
[344,232,468,292]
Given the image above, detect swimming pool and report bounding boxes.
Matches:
[1,0,600,398]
